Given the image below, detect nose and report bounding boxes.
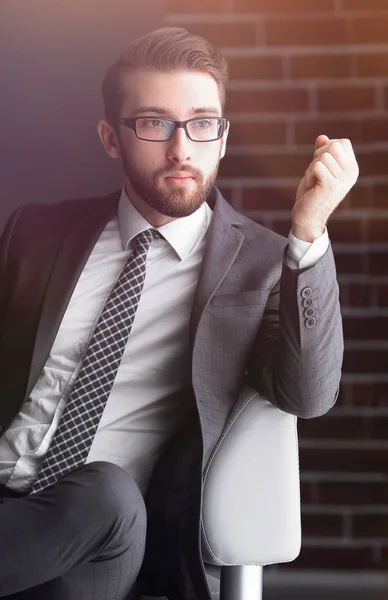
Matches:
[166,126,192,164]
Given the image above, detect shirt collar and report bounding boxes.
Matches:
[117,188,212,261]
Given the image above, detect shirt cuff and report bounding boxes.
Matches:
[285,228,329,269]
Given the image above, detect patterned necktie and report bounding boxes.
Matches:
[30,229,160,494]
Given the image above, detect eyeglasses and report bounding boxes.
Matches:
[117,116,229,142]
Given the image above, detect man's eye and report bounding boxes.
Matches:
[194,119,211,128]
[144,119,163,127]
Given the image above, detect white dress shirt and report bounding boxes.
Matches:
[0,189,328,495]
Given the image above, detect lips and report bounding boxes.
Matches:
[165,176,195,186]
[165,171,195,178]
[164,170,196,185]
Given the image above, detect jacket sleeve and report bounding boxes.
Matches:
[0,207,23,341]
[247,243,343,418]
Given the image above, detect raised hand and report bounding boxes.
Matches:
[292,135,359,242]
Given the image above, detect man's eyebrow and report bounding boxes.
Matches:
[134,107,170,115]
[191,106,221,116]
[133,106,222,116]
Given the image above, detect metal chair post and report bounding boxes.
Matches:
[220,566,263,600]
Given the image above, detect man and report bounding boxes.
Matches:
[0,26,358,600]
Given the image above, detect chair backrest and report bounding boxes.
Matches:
[201,385,301,567]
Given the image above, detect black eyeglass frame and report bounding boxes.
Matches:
[117,116,229,142]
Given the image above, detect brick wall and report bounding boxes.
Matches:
[165,0,388,574]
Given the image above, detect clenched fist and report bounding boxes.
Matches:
[292,135,359,242]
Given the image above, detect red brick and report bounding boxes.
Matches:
[265,18,347,47]
[300,480,314,503]
[298,415,364,439]
[349,382,388,407]
[294,118,360,145]
[166,0,229,12]
[291,54,352,79]
[359,118,388,143]
[228,56,283,80]
[343,315,388,340]
[350,17,388,44]
[226,88,309,113]
[334,252,365,275]
[353,514,388,538]
[177,23,256,47]
[301,513,343,537]
[369,251,388,275]
[340,282,373,308]
[343,348,388,374]
[373,184,388,209]
[357,53,388,77]
[287,545,377,570]
[219,151,309,178]
[242,186,295,210]
[299,447,388,473]
[367,219,388,242]
[336,383,350,406]
[378,284,388,307]
[227,120,287,145]
[348,184,373,209]
[317,86,375,112]
[326,219,363,243]
[357,152,388,177]
[347,383,376,406]
[316,481,388,505]
[344,0,388,8]
[381,546,388,567]
[270,219,291,237]
[295,116,388,147]
[367,416,388,440]
[216,187,233,203]
[300,413,388,441]
[234,0,335,13]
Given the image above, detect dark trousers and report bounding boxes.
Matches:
[0,461,147,600]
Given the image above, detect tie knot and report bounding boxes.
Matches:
[134,229,163,253]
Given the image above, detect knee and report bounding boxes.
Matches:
[61,461,147,552]
[86,461,146,520]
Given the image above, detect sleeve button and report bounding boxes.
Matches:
[305,317,316,328]
[301,287,312,298]
[304,307,314,318]
[303,297,313,307]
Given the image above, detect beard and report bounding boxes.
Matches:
[121,149,220,219]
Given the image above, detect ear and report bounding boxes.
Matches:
[220,120,229,159]
[97,119,122,159]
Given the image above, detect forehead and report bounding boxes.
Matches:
[120,68,222,117]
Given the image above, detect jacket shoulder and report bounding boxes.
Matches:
[10,190,120,226]
[1,191,121,269]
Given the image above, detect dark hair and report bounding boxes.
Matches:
[102,27,229,123]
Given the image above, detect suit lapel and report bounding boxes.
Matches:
[190,189,245,345]
[26,193,120,398]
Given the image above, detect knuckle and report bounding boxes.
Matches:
[321,151,332,161]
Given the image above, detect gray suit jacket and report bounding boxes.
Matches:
[0,186,343,599]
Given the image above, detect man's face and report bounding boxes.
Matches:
[115,69,228,219]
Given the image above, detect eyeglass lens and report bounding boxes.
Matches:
[136,118,224,141]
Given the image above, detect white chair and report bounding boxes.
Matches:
[140,385,301,600]
[201,385,301,600]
